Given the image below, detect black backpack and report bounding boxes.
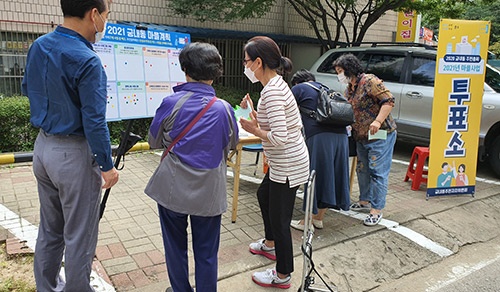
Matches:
[299,82,355,126]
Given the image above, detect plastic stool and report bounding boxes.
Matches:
[242,143,263,175]
[404,146,429,191]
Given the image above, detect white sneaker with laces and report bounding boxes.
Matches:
[252,268,291,289]
[249,239,276,260]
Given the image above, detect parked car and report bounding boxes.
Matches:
[309,43,500,177]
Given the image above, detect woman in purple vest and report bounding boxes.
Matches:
[145,42,239,292]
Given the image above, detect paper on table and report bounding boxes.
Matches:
[368,129,387,140]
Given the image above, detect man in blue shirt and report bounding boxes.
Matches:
[21,0,118,291]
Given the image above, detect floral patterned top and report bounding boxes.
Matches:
[344,73,397,142]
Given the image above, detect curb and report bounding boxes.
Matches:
[0,142,150,165]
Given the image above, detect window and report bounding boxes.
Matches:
[0,30,41,96]
[410,57,436,86]
[317,52,345,74]
[485,66,500,93]
[359,53,405,83]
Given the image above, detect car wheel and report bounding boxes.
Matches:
[488,136,500,178]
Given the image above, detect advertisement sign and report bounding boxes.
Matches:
[395,11,418,42]
[93,23,190,121]
[420,26,434,45]
[427,19,491,198]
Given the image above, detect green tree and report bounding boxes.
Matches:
[461,0,500,44]
[167,0,410,50]
[408,0,469,31]
[490,42,500,56]
[414,0,499,46]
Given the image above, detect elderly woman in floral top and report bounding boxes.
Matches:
[333,53,397,226]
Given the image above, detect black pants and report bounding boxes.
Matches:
[257,172,299,275]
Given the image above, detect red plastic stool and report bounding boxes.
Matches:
[404,146,429,191]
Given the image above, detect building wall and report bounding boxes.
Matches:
[1,0,397,41]
[0,0,398,95]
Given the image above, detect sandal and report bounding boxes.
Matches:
[364,213,383,226]
[350,202,371,212]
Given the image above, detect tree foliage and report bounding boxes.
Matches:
[406,0,470,31]
[167,0,410,50]
[461,0,500,44]
[167,0,499,50]
[413,0,499,46]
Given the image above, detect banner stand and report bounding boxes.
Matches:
[426,19,491,199]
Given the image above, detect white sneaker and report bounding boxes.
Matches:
[252,268,291,289]
[249,239,276,260]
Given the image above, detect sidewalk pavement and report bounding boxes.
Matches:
[1,150,500,291]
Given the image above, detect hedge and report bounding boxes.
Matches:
[0,96,38,153]
[0,85,260,153]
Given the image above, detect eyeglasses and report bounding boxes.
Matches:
[243,58,252,66]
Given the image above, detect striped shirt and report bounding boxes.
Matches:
[257,75,310,187]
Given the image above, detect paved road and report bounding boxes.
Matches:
[373,234,500,292]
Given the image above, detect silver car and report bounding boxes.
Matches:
[309,45,500,177]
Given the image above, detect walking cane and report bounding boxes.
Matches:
[99,120,141,220]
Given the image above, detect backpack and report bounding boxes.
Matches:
[299,82,355,126]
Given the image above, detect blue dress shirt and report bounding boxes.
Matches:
[22,26,113,171]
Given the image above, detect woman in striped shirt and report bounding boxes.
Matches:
[239,36,310,289]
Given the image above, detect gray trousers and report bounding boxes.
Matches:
[33,130,102,292]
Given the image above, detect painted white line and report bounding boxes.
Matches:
[392,158,413,166]
[425,253,500,291]
[0,204,37,250]
[334,209,453,258]
[475,177,500,185]
[391,225,453,258]
[0,204,115,292]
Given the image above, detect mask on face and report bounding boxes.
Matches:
[94,13,107,43]
[244,65,259,83]
[338,72,349,84]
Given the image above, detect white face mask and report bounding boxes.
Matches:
[94,13,107,43]
[338,72,349,84]
[244,65,259,83]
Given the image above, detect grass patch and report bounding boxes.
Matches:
[0,243,36,292]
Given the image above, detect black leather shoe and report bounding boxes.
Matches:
[166,287,173,292]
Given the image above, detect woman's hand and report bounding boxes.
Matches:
[240,110,259,135]
[240,93,254,110]
[369,120,381,135]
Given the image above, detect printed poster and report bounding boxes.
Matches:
[427,19,491,198]
[93,23,190,121]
